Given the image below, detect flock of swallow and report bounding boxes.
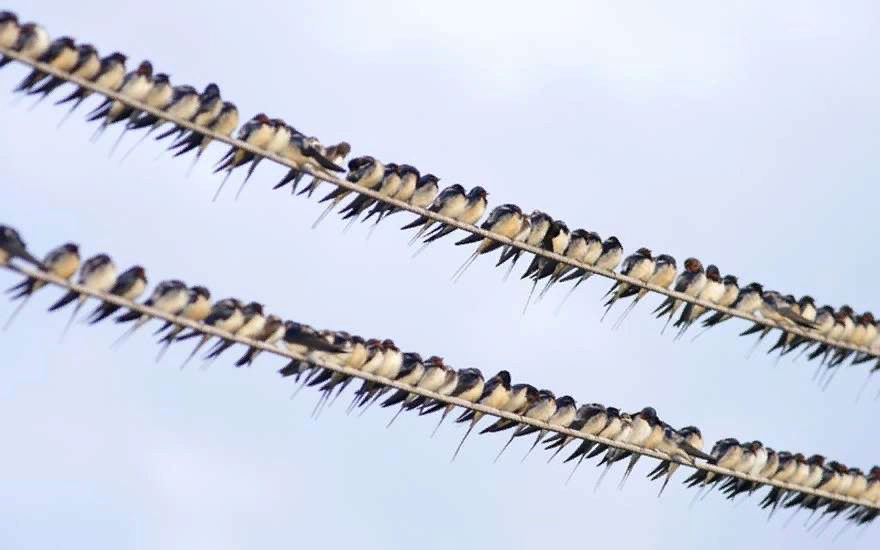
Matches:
[2,10,879,539]
[2,12,879,398]
[1,223,879,537]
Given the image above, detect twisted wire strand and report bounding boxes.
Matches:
[2,46,878,368]
[0,261,876,513]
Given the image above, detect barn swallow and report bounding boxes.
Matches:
[108,72,173,156]
[762,454,819,515]
[86,265,148,324]
[55,52,127,127]
[565,406,622,484]
[492,389,558,461]
[339,163,401,232]
[696,281,763,341]
[653,257,706,334]
[496,210,551,280]
[4,242,80,329]
[13,36,77,94]
[805,307,851,368]
[283,134,346,182]
[400,183,468,244]
[673,264,723,340]
[784,304,835,359]
[28,43,100,108]
[534,229,599,301]
[614,406,664,488]
[313,156,385,229]
[211,113,273,200]
[683,437,742,489]
[175,298,244,368]
[0,12,19,50]
[0,22,49,69]
[365,172,441,239]
[451,370,512,460]
[451,204,526,282]
[349,339,405,412]
[276,322,349,382]
[420,368,485,437]
[113,279,190,347]
[86,60,153,142]
[413,186,489,257]
[555,235,622,312]
[647,425,704,496]
[383,356,449,427]
[289,141,352,197]
[361,163,419,226]
[520,220,570,312]
[156,82,221,144]
[543,402,607,463]
[172,100,239,175]
[359,351,424,410]
[233,119,297,198]
[47,253,117,340]
[829,311,874,368]
[121,83,200,159]
[611,254,678,330]
[521,395,577,463]
[600,247,654,322]
[232,314,285,367]
[0,225,45,270]
[723,444,772,500]
[478,383,537,435]
[203,302,266,364]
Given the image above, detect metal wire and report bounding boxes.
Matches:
[1,46,878,362]
[1,263,876,511]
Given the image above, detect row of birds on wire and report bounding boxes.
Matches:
[2,12,879,396]
[0,222,879,539]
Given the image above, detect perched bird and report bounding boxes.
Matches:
[653,257,706,334]
[383,356,450,427]
[419,368,485,437]
[202,301,266,363]
[47,254,117,340]
[278,140,351,196]
[496,210,552,280]
[113,279,191,347]
[86,266,148,324]
[0,225,46,270]
[121,83,200,159]
[555,235,623,311]
[28,43,100,106]
[234,314,286,368]
[672,264,724,339]
[646,425,705,496]
[108,72,173,155]
[175,298,244,368]
[0,22,49,70]
[520,220,571,312]
[413,186,490,256]
[13,36,77,94]
[451,204,527,282]
[451,370,512,460]
[600,247,654,322]
[4,242,80,329]
[534,229,599,302]
[360,163,419,225]
[313,156,386,229]
[0,12,20,50]
[55,52,127,127]
[156,82,221,144]
[400,183,467,244]
[86,60,154,142]
[171,100,239,172]
[611,254,678,329]
[365,172,441,238]
[339,163,401,231]
[212,113,274,200]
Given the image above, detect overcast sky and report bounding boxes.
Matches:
[2,1,879,549]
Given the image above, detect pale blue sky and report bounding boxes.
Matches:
[1,1,879,549]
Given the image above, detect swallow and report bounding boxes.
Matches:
[599,247,654,322]
[86,60,154,142]
[491,389,558,461]
[400,183,467,244]
[535,229,600,302]
[611,253,678,330]
[478,383,537,434]
[231,314,285,367]
[211,113,274,199]
[419,368,485,437]
[236,119,298,198]
[697,281,763,339]
[383,355,450,427]
[113,279,190,347]
[28,43,100,108]
[653,257,706,334]
[86,265,148,324]
[171,100,239,175]
[555,235,622,312]
[805,306,851,367]
[349,339,406,412]
[451,370,512,460]
[767,295,816,359]
[699,440,761,501]
[47,253,117,340]
[157,82,221,144]
[313,156,386,229]
[451,204,527,282]
[284,134,346,182]
[0,225,45,270]
[365,172,441,238]
[362,351,425,408]
[784,303,835,357]
[496,210,551,280]
[121,83,200,159]
[757,451,800,510]
[339,163,401,232]
[0,11,19,50]
[276,322,348,380]
[672,264,724,340]
[289,141,353,197]
[175,298,244,368]
[613,406,665,489]
[647,425,704,496]
[4,242,80,329]
[829,311,874,368]
[762,454,819,515]
[108,72,173,155]
[723,444,773,500]
[741,292,807,357]
[413,186,489,256]
[520,220,570,312]
[361,163,419,226]
[54,52,127,127]
[0,21,49,70]
[683,437,741,489]
[203,302,266,363]
[13,36,77,94]
[565,406,623,484]
[543,402,607,464]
